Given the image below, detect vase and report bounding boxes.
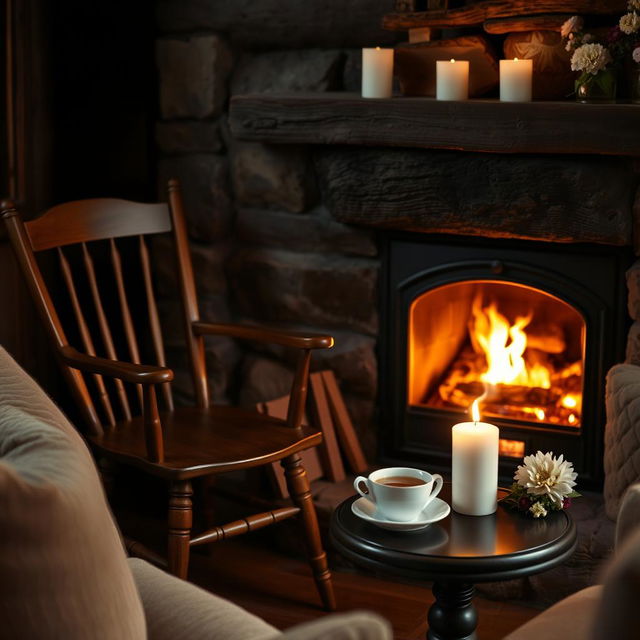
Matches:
[575,69,617,104]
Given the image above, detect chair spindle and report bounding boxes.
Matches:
[57,247,116,427]
[139,235,173,411]
[81,243,132,421]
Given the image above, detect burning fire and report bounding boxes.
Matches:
[435,294,583,427]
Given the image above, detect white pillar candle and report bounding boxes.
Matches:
[452,400,499,516]
[499,58,533,102]
[361,47,394,99]
[436,59,469,101]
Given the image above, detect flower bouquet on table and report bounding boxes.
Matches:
[501,451,581,519]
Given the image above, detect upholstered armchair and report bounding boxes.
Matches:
[504,482,640,640]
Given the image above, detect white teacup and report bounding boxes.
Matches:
[354,467,443,522]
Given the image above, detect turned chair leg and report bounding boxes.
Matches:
[282,453,336,611]
[168,480,193,579]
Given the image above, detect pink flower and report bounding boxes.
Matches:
[518,496,532,511]
[563,497,572,509]
[633,46,640,64]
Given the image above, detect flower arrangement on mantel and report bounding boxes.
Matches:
[501,451,580,518]
[562,1,640,102]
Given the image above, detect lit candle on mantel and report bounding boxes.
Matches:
[436,59,469,101]
[452,399,499,516]
[361,47,394,99]
[499,58,533,102]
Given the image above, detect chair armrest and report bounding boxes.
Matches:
[58,346,174,385]
[192,322,334,350]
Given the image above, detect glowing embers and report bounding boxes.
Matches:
[408,282,584,428]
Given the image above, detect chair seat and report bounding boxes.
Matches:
[89,405,322,480]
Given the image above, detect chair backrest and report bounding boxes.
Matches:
[1,180,210,436]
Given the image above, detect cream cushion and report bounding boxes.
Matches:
[591,527,640,640]
[502,585,602,640]
[0,348,146,639]
[129,558,392,640]
[603,364,640,520]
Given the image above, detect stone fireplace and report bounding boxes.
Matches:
[153,2,640,493]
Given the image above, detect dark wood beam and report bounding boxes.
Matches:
[382,0,627,30]
[229,92,640,157]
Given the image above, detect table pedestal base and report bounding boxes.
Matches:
[427,582,477,640]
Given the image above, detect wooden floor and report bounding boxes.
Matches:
[186,538,538,640]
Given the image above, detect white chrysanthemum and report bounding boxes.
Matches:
[620,12,640,35]
[571,43,612,74]
[561,16,584,38]
[514,451,577,508]
[634,46,640,64]
[530,502,548,518]
[628,0,640,13]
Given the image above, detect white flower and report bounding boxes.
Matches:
[629,0,640,12]
[571,43,612,75]
[582,33,593,43]
[634,46,640,64]
[620,12,640,35]
[514,451,577,508]
[530,502,548,518]
[561,16,584,38]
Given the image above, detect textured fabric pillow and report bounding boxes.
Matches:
[592,527,640,640]
[0,348,145,639]
[129,558,280,640]
[603,364,640,520]
[502,585,601,640]
[616,482,640,548]
[129,558,392,640]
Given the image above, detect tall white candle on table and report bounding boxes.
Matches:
[436,59,469,101]
[452,400,499,516]
[499,58,533,102]
[361,47,394,98]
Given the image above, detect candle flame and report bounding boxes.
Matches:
[376,46,381,51]
[450,58,455,63]
[514,57,518,61]
[470,399,481,423]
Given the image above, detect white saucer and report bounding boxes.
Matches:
[351,496,451,532]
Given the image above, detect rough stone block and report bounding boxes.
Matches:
[166,335,242,405]
[626,321,640,365]
[156,120,223,155]
[231,49,344,95]
[156,0,400,49]
[151,235,230,297]
[316,148,635,246]
[236,207,377,257]
[238,355,294,409]
[158,154,232,242]
[627,261,640,321]
[158,295,233,349]
[157,34,231,119]
[231,142,317,213]
[343,50,362,93]
[228,248,379,336]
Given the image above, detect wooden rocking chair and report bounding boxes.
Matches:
[0,180,336,610]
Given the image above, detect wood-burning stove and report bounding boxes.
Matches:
[380,232,632,488]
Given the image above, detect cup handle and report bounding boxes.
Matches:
[354,476,375,504]
[429,473,444,501]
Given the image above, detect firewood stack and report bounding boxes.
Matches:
[384,0,627,99]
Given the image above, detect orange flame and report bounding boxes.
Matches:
[470,399,481,422]
[471,298,550,389]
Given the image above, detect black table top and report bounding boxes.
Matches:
[330,486,577,583]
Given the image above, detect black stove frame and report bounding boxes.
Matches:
[379,232,632,488]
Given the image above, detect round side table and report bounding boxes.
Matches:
[330,486,577,640]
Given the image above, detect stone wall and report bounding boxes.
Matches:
[154,0,397,457]
[154,1,640,463]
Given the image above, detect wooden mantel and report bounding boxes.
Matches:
[229,92,640,156]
